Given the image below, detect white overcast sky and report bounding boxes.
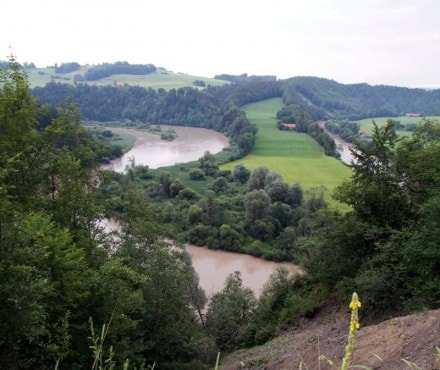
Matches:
[2,0,440,87]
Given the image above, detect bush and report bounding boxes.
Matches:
[189,169,205,180]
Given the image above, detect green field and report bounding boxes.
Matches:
[26,66,228,90]
[221,98,351,197]
[356,116,440,137]
[109,132,136,152]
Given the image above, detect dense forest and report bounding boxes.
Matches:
[281,76,440,119]
[32,79,284,161]
[1,59,440,369]
[83,62,157,81]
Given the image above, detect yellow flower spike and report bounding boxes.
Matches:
[349,292,361,310]
[341,293,362,370]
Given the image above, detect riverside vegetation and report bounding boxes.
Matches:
[1,58,440,369]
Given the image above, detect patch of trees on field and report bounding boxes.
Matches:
[54,62,81,74]
[84,61,156,80]
[214,73,277,83]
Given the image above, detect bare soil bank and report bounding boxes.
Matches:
[220,305,440,369]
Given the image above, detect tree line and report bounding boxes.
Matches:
[281,76,440,120]
[31,80,283,160]
[84,61,157,80]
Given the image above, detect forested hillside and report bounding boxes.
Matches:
[281,76,440,119]
[1,59,440,369]
[31,73,440,154]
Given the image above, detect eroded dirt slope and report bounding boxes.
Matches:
[220,307,440,370]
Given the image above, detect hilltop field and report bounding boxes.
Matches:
[26,65,228,90]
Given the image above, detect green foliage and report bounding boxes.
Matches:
[189,168,205,180]
[84,61,156,80]
[325,119,359,142]
[205,272,257,352]
[232,163,251,184]
[1,61,216,369]
[221,98,351,202]
[282,76,440,120]
[297,119,440,313]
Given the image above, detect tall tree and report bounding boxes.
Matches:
[205,272,257,352]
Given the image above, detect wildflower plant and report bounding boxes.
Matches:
[341,292,361,370]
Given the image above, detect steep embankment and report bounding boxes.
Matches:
[220,306,440,369]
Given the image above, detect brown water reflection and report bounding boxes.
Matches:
[100,217,301,297]
[102,126,229,172]
[187,245,301,297]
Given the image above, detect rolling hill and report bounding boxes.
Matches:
[25,64,228,90]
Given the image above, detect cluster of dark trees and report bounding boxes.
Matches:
[101,156,327,261]
[84,61,156,80]
[214,73,277,83]
[54,62,81,74]
[325,119,360,143]
[281,76,440,120]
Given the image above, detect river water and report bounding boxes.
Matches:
[187,245,301,297]
[102,126,230,172]
[102,126,301,297]
[316,121,354,165]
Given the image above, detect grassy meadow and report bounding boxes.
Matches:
[26,66,228,90]
[356,116,440,137]
[221,98,351,199]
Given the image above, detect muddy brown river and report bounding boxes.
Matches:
[102,126,230,172]
[102,127,301,297]
[187,245,301,297]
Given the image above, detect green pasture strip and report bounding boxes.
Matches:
[221,98,351,200]
[244,99,322,158]
[356,116,440,137]
[223,154,349,192]
[26,66,228,90]
[27,67,55,87]
[129,71,228,90]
